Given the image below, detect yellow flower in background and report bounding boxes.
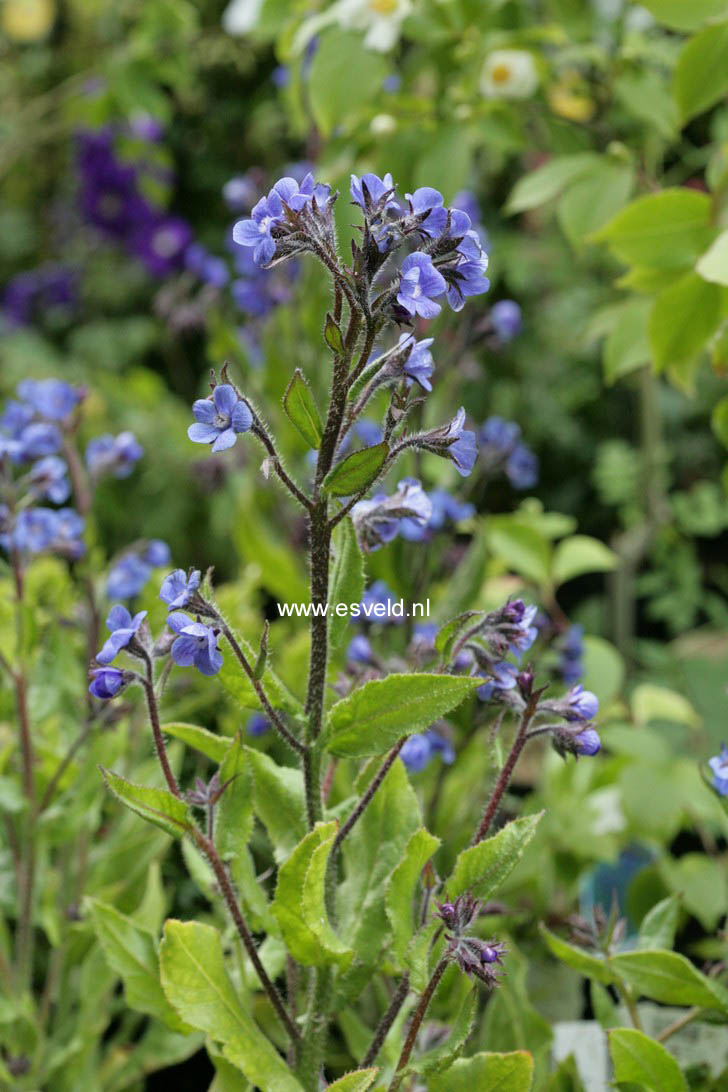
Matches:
[481,49,539,100]
[549,72,596,122]
[1,0,55,42]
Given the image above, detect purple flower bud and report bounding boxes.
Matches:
[89,667,125,699]
[564,684,599,722]
[247,713,270,737]
[574,727,601,756]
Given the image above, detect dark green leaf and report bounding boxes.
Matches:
[322,442,389,497]
[283,369,323,449]
[100,768,191,838]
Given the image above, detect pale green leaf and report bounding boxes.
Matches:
[640,0,728,30]
[552,536,617,585]
[631,684,700,728]
[100,768,190,838]
[246,747,307,862]
[609,1028,688,1092]
[505,154,601,214]
[161,722,231,764]
[675,23,728,122]
[610,949,728,1013]
[486,518,552,586]
[427,1050,534,1091]
[325,1069,380,1091]
[387,828,441,966]
[648,271,723,369]
[540,926,614,985]
[638,895,682,951]
[696,229,728,286]
[593,189,713,269]
[449,814,543,902]
[330,518,365,650]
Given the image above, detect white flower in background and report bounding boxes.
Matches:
[481,49,539,100]
[370,113,397,135]
[294,0,412,54]
[221,0,264,36]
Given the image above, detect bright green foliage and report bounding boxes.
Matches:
[246,746,307,860]
[323,673,482,756]
[610,950,728,1014]
[100,768,191,838]
[609,1028,688,1092]
[283,369,323,449]
[161,721,231,763]
[386,827,441,967]
[448,814,543,901]
[324,1069,380,1090]
[428,1051,535,1091]
[322,442,390,497]
[329,518,365,650]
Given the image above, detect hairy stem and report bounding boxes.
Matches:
[388,956,449,1089]
[141,655,181,798]
[361,973,410,1068]
[471,696,538,846]
[192,829,301,1048]
[333,738,406,855]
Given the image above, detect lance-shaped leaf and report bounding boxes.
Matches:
[100,769,191,838]
[427,1050,534,1091]
[323,673,481,757]
[326,1069,380,1091]
[322,442,389,497]
[387,827,441,967]
[272,821,353,968]
[609,1028,688,1092]
[283,368,323,449]
[246,747,307,862]
[215,738,253,863]
[87,899,189,1032]
[637,894,681,951]
[435,611,484,661]
[448,813,543,903]
[330,518,365,650]
[610,949,728,1014]
[161,722,231,764]
[540,925,614,986]
[159,920,303,1091]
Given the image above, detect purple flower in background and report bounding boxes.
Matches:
[406,187,449,237]
[559,624,584,685]
[247,713,270,736]
[89,667,125,699]
[347,634,375,665]
[383,73,401,92]
[17,378,83,421]
[96,604,147,664]
[352,419,384,447]
[444,408,478,477]
[52,508,85,559]
[132,216,192,277]
[400,733,432,773]
[359,581,404,625]
[106,555,150,600]
[479,417,539,491]
[168,612,223,676]
[350,172,398,211]
[2,266,78,328]
[128,114,165,142]
[223,171,261,211]
[709,744,728,796]
[505,444,539,490]
[28,456,70,504]
[412,623,437,652]
[160,569,201,610]
[0,400,34,438]
[17,423,62,461]
[478,661,519,701]
[188,384,253,452]
[86,432,144,479]
[452,190,480,224]
[397,252,447,319]
[184,243,229,287]
[143,540,171,567]
[9,508,58,555]
[574,727,601,756]
[480,417,521,458]
[491,299,522,342]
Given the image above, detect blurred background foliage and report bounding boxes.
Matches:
[2,0,728,1087]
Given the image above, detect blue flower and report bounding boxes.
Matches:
[86,432,144,479]
[0,399,33,437]
[564,684,599,722]
[400,333,435,392]
[184,243,229,287]
[478,661,519,701]
[89,667,125,700]
[359,581,404,624]
[347,635,375,665]
[411,623,437,652]
[188,384,253,453]
[52,508,85,560]
[160,569,201,609]
[352,419,384,446]
[559,624,584,685]
[168,612,223,676]
[505,444,539,490]
[397,252,447,319]
[17,423,62,460]
[106,555,150,600]
[247,713,270,736]
[401,733,432,772]
[232,191,285,265]
[405,187,449,237]
[96,605,147,664]
[446,254,490,312]
[574,727,601,756]
[350,172,398,211]
[480,417,522,457]
[491,299,522,342]
[709,744,728,796]
[444,408,478,477]
[351,478,432,552]
[400,489,474,541]
[9,508,58,554]
[28,455,70,504]
[17,378,83,421]
[508,603,539,656]
[143,540,171,567]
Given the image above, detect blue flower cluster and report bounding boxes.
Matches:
[232,172,332,266]
[479,417,539,490]
[401,729,455,773]
[351,477,432,552]
[558,624,584,684]
[106,540,171,600]
[2,265,77,330]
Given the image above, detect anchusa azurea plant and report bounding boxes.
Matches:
[75,168,615,1090]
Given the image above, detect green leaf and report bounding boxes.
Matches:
[87,899,187,1032]
[159,920,303,1091]
[323,673,481,757]
[631,684,700,728]
[218,648,303,719]
[435,611,484,661]
[322,442,389,497]
[161,722,231,764]
[448,814,542,902]
[100,768,190,838]
[556,161,633,248]
[427,1050,534,1091]
[283,369,323,449]
[272,822,353,967]
[505,154,601,214]
[540,926,614,985]
[325,1069,380,1091]
[215,738,254,864]
[610,949,728,1013]
[387,828,441,966]
[602,297,653,384]
[675,23,728,122]
[697,229,728,286]
[649,271,723,369]
[593,189,714,270]
[640,0,728,30]
[609,1028,688,1092]
[330,518,365,650]
[246,747,307,862]
[412,987,476,1076]
[308,30,388,136]
[712,395,728,447]
[638,894,681,951]
[486,517,552,586]
[552,535,617,585]
[581,636,625,707]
